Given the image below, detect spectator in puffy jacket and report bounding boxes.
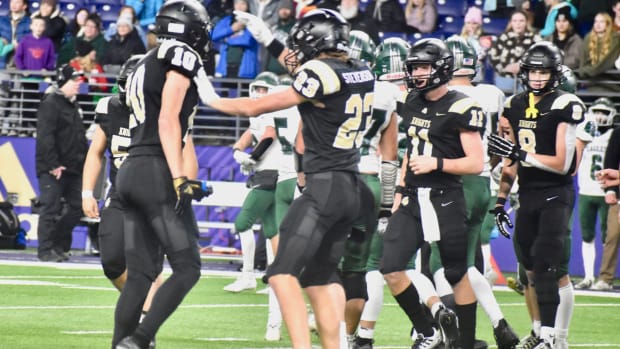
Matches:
[31,0,66,51]
[0,0,32,68]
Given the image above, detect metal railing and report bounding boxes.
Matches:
[0,69,253,145]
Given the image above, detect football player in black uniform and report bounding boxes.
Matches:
[488,42,586,349]
[381,38,485,349]
[111,1,213,348]
[205,8,375,349]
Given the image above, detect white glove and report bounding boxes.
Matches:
[233,10,274,46]
[377,217,389,235]
[194,67,219,105]
[233,149,256,167]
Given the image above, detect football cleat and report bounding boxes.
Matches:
[223,274,256,292]
[412,327,442,349]
[493,319,519,349]
[351,336,374,349]
[506,277,525,296]
[591,279,613,291]
[531,337,553,349]
[474,339,488,349]
[518,331,540,349]
[116,336,143,349]
[574,277,594,289]
[435,305,459,349]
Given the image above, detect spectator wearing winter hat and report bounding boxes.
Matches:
[460,6,490,81]
[544,6,583,69]
[100,15,146,74]
[31,0,67,51]
[539,0,578,38]
[103,5,146,46]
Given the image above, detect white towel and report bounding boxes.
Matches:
[417,188,441,242]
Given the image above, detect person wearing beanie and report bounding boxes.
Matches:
[103,5,147,45]
[262,0,296,74]
[539,0,578,37]
[35,63,87,262]
[460,6,487,82]
[546,6,583,69]
[101,13,146,72]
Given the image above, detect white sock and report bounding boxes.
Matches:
[361,270,384,322]
[266,240,275,265]
[467,266,503,327]
[555,283,574,334]
[432,268,453,298]
[239,230,255,273]
[582,241,595,279]
[339,321,347,349]
[357,326,374,339]
[540,325,555,342]
[407,269,439,304]
[533,320,541,337]
[481,244,491,274]
[267,286,282,327]
[430,302,442,318]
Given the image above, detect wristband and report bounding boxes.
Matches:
[82,190,93,199]
[496,197,507,206]
[436,157,444,172]
[267,39,285,59]
[395,185,405,195]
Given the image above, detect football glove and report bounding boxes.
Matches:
[233,11,274,46]
[376,209,391,235]
[487,134,527,166]
[233,149,257,167]
[173,177,214,215]
[488,206,513,239]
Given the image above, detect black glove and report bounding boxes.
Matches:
[487,134,526,166]
[173,177,214,215]
[488,206,513,239]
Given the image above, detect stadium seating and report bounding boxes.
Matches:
[379,31,407,41]
[0,0,8,16]
[483,16,509,36]
[408,31,445,44]
[438,15,464,37]
[436,0,467,17]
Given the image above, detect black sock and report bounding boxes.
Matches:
[394,283,434,337]
[440,293,456,311]
[455,302,477,349]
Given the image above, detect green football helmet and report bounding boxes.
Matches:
[558,65,577,93]
[589,97,617,128]
[249,71,279,98]
[348,30,376,66]
[372,37,410,81]
[445,35,477,77]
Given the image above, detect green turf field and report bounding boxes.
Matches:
[0,262,619,349]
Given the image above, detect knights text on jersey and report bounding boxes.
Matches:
[125,40,202,151]
[94,96,131,186]
[503,90,585,188]
[397,90,485,188]
[292,57,375,174]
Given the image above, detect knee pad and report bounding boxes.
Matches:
[534,270,559,306]
[444,265,467,286]
[340,271,368,301]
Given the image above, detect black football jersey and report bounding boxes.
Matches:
[503,90,585,189]
[94,96,131,186]
[397,90,485,188]
[125,40,201,151]
[292,57,375,174]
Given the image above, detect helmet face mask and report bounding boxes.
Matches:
[249,71,279,98]
[373,37,410,81]
[519,41,563,95]
[405,38,454,93]
[155,0,212,57]
[286,8,350,71]
[588,97,616,128]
